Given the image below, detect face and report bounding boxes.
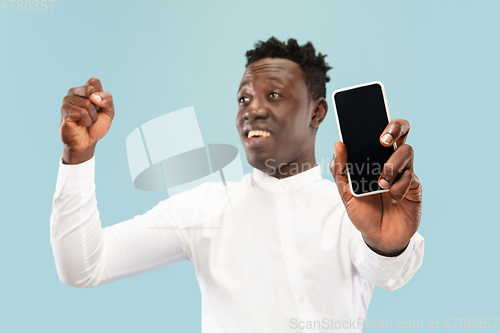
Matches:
[236,57,326,177]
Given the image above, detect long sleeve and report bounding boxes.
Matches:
[349,218,425,291]
[49,156,189,288]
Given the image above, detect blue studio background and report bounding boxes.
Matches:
[1,0,498,332]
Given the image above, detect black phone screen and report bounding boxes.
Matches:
[334,83,395,196]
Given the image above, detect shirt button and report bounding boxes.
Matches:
[280,211,286,216]
[298,296,304,302]
[286,250,292,256]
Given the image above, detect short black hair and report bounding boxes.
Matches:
[245,36,332,102]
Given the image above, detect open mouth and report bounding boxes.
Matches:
[247,130,271,141]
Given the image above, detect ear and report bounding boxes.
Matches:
[310,97,328,130]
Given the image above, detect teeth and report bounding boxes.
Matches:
[248,130,271,139]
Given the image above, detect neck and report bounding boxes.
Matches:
[269,150,317,179]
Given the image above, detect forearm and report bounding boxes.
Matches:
[50,156,190,288]
[50,156,106,288]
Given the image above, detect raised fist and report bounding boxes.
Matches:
[60,77,114,164]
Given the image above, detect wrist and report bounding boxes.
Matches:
[62,145,96,165]
[362,236,410,257]
[364,241,409,257]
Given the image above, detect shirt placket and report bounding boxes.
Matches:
[275,183,318,332]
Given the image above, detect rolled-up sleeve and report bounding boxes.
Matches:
[49,156,190,288]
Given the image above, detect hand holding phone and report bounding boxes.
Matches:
[330,81,423,256]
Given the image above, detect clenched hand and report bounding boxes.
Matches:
[60,77,115,164]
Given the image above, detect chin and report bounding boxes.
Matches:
[246,151,282,175]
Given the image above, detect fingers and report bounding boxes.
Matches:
[389,169,422,203]
[330,141,352,203]
[62,78,106,127]
[404,172,422,203]
[85,77,103,112]
[63,95,98,123]
[378,144,415,201]
[378,144,414,186]
[85,77,103,92]
[63,78,114,127]
[61,104,93,127]
[388,169,412,201]
[67,85,96,99]
[90,91,115,120]
[380,118,410,148]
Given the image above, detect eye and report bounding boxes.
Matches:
[269,92,281,98]
[239,96,249,104]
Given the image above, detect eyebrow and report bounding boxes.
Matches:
[238,76,286,92]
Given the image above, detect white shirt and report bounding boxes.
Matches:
[50,156,424,333]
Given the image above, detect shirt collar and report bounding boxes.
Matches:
[252,164,323,192]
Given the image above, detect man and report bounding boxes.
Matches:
[51,37,424,332]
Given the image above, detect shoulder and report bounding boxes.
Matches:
[160,173,251,227]
[167,173,250,199]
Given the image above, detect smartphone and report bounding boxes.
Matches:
[332,81,396,197]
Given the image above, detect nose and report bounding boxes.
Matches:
[244,98,268,121]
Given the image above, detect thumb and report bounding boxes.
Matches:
[90,92,115,120]
[330,141,352,202]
